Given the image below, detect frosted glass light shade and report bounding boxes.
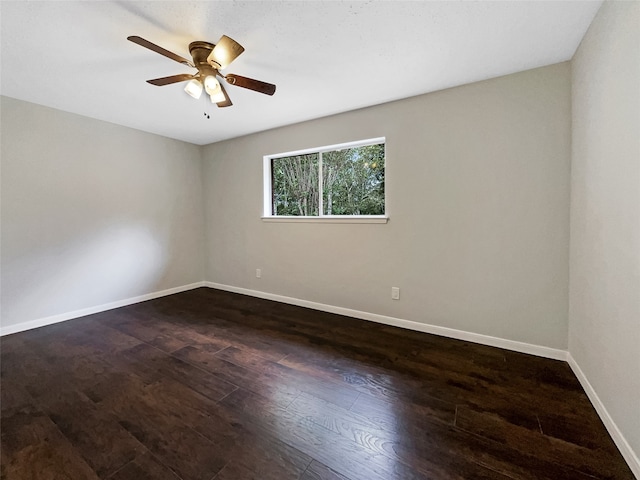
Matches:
[184,79,203,99]
[204,75,220,95]
[205,75,226,103]
[210,90,226,103]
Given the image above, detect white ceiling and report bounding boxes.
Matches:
[1,1,601,146]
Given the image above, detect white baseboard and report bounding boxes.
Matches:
[567,354,640,478]
[0,282,206,336]
[204,282,568,361]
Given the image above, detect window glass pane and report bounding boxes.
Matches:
[271,153,319,216]
[322,143,385,215]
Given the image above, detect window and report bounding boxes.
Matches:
[263,138,386,223]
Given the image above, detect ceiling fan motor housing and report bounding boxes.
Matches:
[189,41,219,78]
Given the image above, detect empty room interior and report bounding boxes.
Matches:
[1,1,638,479]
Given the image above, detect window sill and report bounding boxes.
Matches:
[261,216,388,224]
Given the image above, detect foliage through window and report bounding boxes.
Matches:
[266,139,385,217]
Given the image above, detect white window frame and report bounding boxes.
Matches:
[263,137,388,224]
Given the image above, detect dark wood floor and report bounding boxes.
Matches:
[1,288,634,480]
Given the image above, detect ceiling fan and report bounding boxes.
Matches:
[127,34,276,108]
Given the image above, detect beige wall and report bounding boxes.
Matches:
[1,64,575,351]
[202,63,572,349]
[570,0,640,468]
[0,97,204,330]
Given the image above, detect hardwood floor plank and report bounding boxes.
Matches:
[68,319,144,355]
[172,344,302,407]
[288,392,383,434]
[192,321,292,362]
[456,405,634,479]
[300,460,353,480]
[106,450,182,480]
[220,387,429,480]
[105,312,192,353]
[98,386,227,480]
[537,409,621,453]
[0,380,36,416]
[277,338,487,408]
[107,309,232,351]
[1,411,100,480]
[27,356,116,400]
[146,377,245,443]
[111,343,238,402]
[111,372,313,480]
[349,388,455,429]
[212,434,311,480]
[27,387,144,479]
[215,346,360,409]
[288,392,512,480]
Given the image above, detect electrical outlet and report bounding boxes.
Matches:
[256,269,261,278]
[391,287,400,300]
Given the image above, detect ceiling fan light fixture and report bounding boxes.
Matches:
[204,75,220,95]
[206,78,226,103]
[210,90,226,103]
[184,79,203,99]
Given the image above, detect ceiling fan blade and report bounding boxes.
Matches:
[215,82,233,108]
[128,35,194,67]
[146,74,197,86]
[225,74,276,96]
[207,35,245,69]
